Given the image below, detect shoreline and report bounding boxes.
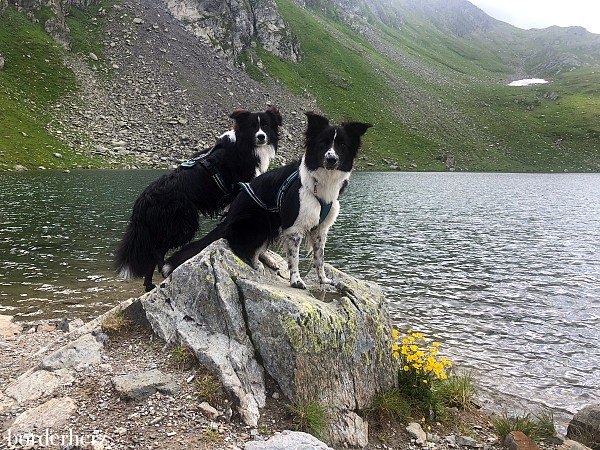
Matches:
[0,313,582,450]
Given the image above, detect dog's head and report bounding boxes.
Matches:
[229,107,282,149]
[303,112,372,172]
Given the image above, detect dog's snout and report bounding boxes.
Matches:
[324,150,339,169]
[256,132,267,143]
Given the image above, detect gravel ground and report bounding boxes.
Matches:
[0,318,565,450]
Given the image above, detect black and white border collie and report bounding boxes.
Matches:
[162,112,372,289]
[115,107,282,292]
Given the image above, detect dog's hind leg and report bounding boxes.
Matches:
[143,269,156,292]
[284,232,305,289]
[246,241,269,273]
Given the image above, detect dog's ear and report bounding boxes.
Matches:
[305,112,330,137]
[266,106,282,126]
[343,121,373,139]
[229,110,251,122]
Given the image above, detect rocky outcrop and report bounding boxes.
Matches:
[568,404,600,450]
[124,239,397,447]
[164,0,300,63]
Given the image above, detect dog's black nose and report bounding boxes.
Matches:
[256,133,266,143]
[326,155,339,165]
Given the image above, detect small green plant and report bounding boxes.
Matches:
[492,410,556,443]
[369,390,411,420]
[201,428,222,443]
[172,343,195,370]
[567,424,596,449]
[101,310,133,333]
[288,400,328,439]
[195,370,224,405]
[433,370,476,410]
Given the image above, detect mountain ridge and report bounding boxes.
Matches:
[1,0,599,171]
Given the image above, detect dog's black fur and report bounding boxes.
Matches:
[114,107,282,291]
[162,112,371,289]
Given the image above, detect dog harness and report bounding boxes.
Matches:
[180,142,230,195]
[238,170,333,225]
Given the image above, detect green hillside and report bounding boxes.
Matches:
[0,5,108,171]
[1,0,599,172]
[252,0,600,172]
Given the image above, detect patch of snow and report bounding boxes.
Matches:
[508,78,549,86]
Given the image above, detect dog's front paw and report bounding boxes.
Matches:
[319,276,332,285]
[290,279,307,290]
[251,260,265,274]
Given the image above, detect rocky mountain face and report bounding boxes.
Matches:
[4,0,600,170]
[48,0,316,168]
[163,0,300,63]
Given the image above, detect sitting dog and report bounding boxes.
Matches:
[162,112,371,289]
[114,107,282,291]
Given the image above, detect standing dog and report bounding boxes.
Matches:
[162,112,371,289]
[115,107,282,291]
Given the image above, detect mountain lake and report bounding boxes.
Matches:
[1,169,599,429]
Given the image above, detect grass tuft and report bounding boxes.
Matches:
[288,400,328,440]
[433,370,476,410]
[172,343,196,370]
[195,369,225,406]
[369,390,411,420]
[101,310,133,333]
[492,410,556,443]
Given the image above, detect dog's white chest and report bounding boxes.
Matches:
[254,144,276,176]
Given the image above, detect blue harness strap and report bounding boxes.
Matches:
[238,182,278,212]
[318,199,333,224]
[239,170,333,225]
[180,151,230,196]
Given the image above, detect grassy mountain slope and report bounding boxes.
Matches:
[252,0,600,172]
[0,4,110,171]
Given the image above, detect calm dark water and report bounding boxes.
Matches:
[1,170,599,424]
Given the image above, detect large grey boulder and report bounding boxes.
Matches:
[568,405,600,450]
[126,239,397,447]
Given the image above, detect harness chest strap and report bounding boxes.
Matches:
[239,170,333,225]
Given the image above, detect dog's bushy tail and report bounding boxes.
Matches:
[114,221,155,279]
[161,224,226,277]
